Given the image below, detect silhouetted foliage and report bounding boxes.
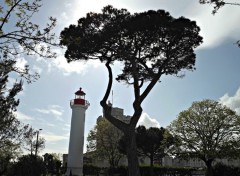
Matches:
[60,5,202,176]
[0,59,30,175]
[9,154,46,176]
[214,162,240,176]
[23,127,45,155]
[136,126,174,166]
[0,60,24,147]
[43,153,62,175]
[119,126,174,175]
[83,164,101,176]
[0,59,46,175]
[83,165,196,176]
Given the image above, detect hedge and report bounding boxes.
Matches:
[214,163,240,176]
[83,164,197,176]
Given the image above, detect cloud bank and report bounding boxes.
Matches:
[219,87,240,115]
[137,112,160,129]
[15,111,34,121]
[34,105,64,121]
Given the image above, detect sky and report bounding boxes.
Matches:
[9,0,240,154]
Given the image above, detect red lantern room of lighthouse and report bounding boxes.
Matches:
[71,88,89,106]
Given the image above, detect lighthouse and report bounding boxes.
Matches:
[66,88,89,176]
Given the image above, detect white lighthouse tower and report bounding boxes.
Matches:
[66,88,89,176]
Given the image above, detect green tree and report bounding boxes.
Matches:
[0,60,30,175]
[0,0,57,82]
[60,6,202,176]
[135,126,174,167]
[0,1,56,174]
[168,99,240,176]
[0,61,24,148]
[0,60,45,175]
[87,116,123,168]
[119,126,174,175]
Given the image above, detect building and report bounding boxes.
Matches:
[105,101,131,124]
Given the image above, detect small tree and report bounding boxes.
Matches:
[60,6,202,175]
[23,127,45,155]
[168,99,240,176]
[119,126,174,175]
[87,116,123,168]
[135,126,174,167]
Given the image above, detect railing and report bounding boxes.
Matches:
[70,99,90,106]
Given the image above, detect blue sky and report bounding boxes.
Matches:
[11,0,240,154]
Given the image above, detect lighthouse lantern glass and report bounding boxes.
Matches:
[75,94,85,100]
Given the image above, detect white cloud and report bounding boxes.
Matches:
[189,4,240,49]
[137,112,160,129]
[15,57,28,70]
[35,105,64,121]
[32,65,43,75]
[42,133,68,142]
[46,123,56,127]
[52,54,102,76]
[61,124,71,131]
[15,111,34,121]
[34,48,102,75]
[69,0,117,25]
[219,87,240,115]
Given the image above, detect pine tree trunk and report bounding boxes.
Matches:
[126,129,141,176]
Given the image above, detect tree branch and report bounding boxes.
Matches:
[100,59,128,131]
[0,0,22,31]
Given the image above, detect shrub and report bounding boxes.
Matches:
[108,166,128,176]
[83,164,100,175]
[83,165,197,176]
[8,155,46,176]
[140,165,194,176]
[214,163,240,176]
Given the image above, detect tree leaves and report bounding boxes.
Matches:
[168,99,240,173]
[0,0,57,83]
[87,117,124,167]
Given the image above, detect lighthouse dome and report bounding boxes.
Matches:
[75,88,85,96]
